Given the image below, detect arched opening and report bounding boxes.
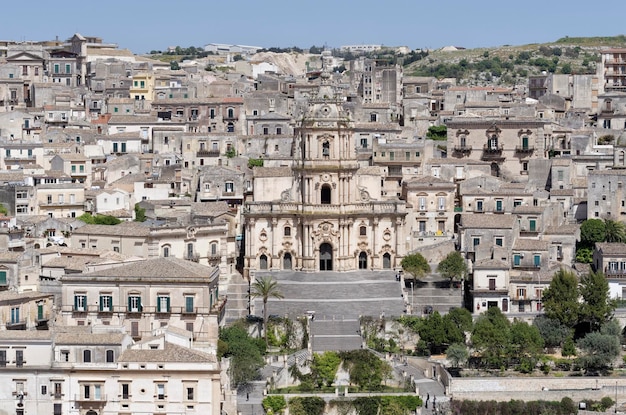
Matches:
[283,253,292,270]
[319,243,333,271]
[86,411,98,415]
[321,184,331,204]
[322,141,330,157]
[382,253,391,269]
[490,162,500,177]
[259,254,268,270]
[227,122,234,133]
[358,252,368,269]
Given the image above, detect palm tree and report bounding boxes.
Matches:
[604,219,626,243]
[249,275,284,344]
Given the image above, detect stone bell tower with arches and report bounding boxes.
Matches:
[244,51,406,274]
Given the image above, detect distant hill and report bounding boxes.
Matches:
[405,35,626,86]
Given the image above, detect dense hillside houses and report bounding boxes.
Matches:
[1,32,626,413]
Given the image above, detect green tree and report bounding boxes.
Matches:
[437,251,468,287]
[77,213,122,225]
[575,247,593,263]
[509,320,544,371]
[446,342,469,368]
[249,276,284,344]
[418,311,448,354]
[340,349,391,391]
[170,61,180,70]
[426,125,447,141]
[577,330,620,372]
[218,322,265,387]
[604,219,626,243]
[289,397,326,415]
[579,271,616,332]
[541,268,580,328]
[471,307,511,368]
[0,203,8,215]
[401,253,430,279]
[263,395,287,414]
[532,315,572,348]
[445,307,474,333]
[134,203,146,222]
[580,219,606,246]
[310,351,341,387]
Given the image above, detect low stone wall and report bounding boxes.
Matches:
[450,377,626,402]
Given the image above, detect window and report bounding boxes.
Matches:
[74,294,87,311]
[83,350,92,363]
[518,288,526,299]
[65,64,71,74]
[534,254,541,267]
[438,196,445,211]
[157,295,170,313]
[227,108,234,118]
[163,246,170,257]
[42,384,48,395]
[476,200,483,212]
[360,138,368,148]
[122,383,130,399]
[513,254,521,266]
[488,278,496,291]
[128,296,142,312]
[15,350,23,367]
[495,237,503,247]
[187,386,194,400]
[557,170,564,181]
[54,382,62,398]
[472,237,480,247]
[54,404,62,415]
[224,182,234,193]
[0,350,6,367]
[157,383,165,400]
[8,307,22,329]
[99,295,112,312]
[495,200,503,212]
[210,242,218,256]
[529,219,536,232]
[54,64,59,74]
[185,296,194,313]
[418,196,426,211]
[360,226,367,236]
[322,141,330,157]
[106,350,114,363]
[284,226,291,236]
[61,350,69,362]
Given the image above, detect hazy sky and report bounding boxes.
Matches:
[4,0,626,54]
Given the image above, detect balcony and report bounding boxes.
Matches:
[74,394,107,405]
[6,320,26,330]
[605,268,626,279]
[197,149,220,157]
[185,253,200,263]
[4,155,36,162]
[515,145,534,154]
[481,144,504,160]
[453,145,472,155]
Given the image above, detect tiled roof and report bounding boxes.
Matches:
[473,258,509,269]
[72,222,151,237]
[461,214,515,229]
[512,205,545,214]
[0,331,53,341]
[596,242,626,255]
[513,238,549,251]
[55,331,126,345]
[544,224,579,235]
[119,342,216,363]
[253,167,292,178]
[0,290,53,302]
[66,257,216,282]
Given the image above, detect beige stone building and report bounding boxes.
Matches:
[244,52,407,274]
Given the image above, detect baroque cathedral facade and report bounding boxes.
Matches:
[243,52,407,275]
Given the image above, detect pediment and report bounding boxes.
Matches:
[7,51,45,62]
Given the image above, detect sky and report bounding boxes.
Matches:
[3,0,626,54]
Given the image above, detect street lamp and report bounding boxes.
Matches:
[616,381,618,414]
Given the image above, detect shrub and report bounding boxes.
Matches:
[263,395,287,414]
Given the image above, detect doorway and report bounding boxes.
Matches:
[358,252,368,269]
[283,253,292,270]
[320,243,333,271]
